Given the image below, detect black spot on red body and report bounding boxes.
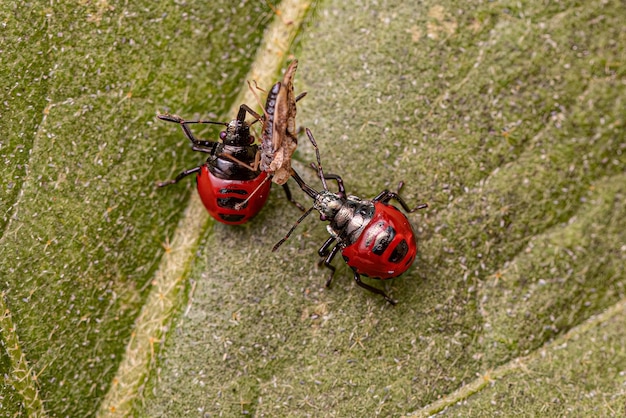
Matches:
[217,197,247,209]
[388,239,408,263]
[372,225,396,255]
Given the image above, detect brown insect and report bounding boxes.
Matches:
[234,59,306,209]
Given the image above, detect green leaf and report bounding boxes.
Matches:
[1,0,274,416]
[1,0,624,416]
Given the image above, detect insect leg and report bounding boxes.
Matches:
[322,244,341,288]
[318,236,336,257]
[158,114,223,152]
[238,104,262,123]
[281,183,306,211]
[373,189,428,213]
[156,165,202,187]
[321,174,346,198]
[352,272,397,305]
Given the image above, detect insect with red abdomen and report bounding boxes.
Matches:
[157,104,302,225]
[274,129,428,305]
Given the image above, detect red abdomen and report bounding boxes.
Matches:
[342,203,417,279]
[196,166,271,225]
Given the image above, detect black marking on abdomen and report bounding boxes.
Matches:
[219,188,247,195]
[217,197,247,209]
[372,225,396,255]
[219,213,246,222]
[388,239,408,263]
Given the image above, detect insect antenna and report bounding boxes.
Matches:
[273,127,330,252]
[305,128,329,192]
[272,205,316,252]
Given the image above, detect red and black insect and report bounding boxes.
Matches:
[157,105,302,225]
[274,129,428,305]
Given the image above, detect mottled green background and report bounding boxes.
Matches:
[1,0,624,416]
